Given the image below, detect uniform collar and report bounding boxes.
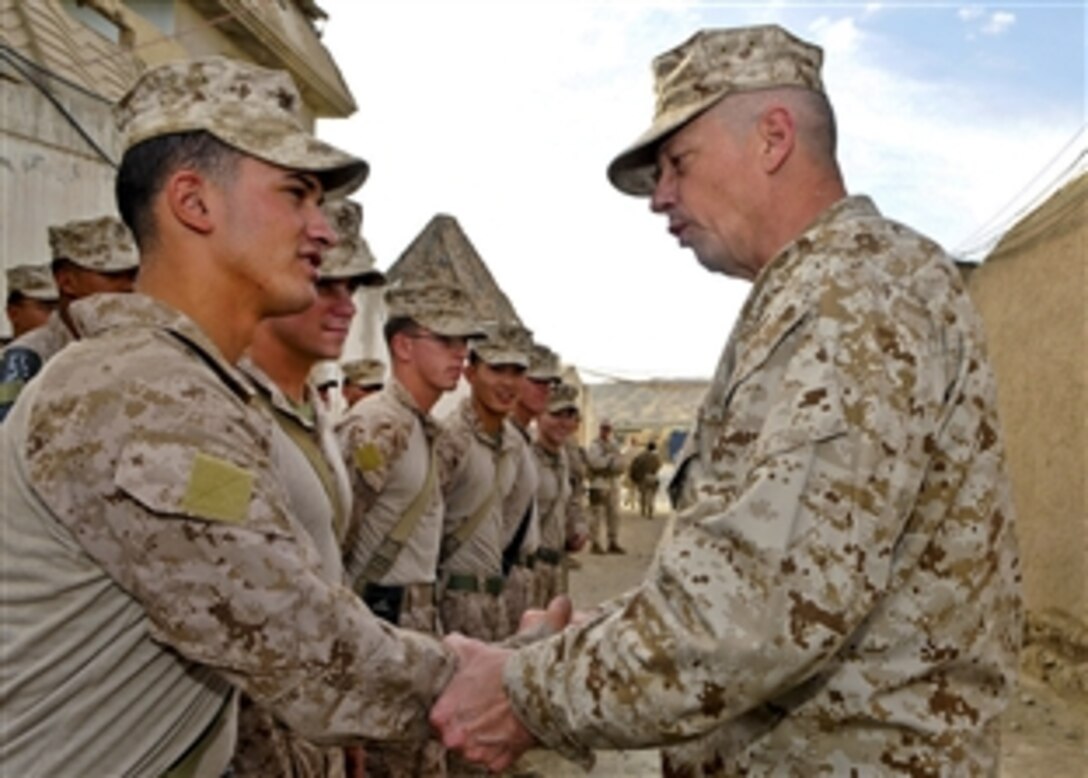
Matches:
[68,292,255,399]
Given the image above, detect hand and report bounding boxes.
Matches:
[517,594,572,637]
[430,634,537,772]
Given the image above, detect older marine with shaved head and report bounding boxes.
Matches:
[431,24,1022,776]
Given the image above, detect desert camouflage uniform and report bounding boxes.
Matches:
[531,439,572,604]
[500,419,541,636]
[436,397,518,642]
[0,313,76,421]
[564,439,590,543]
[504,197,1022,775]
[336,377,447,778]
[0,294,453,776]
[233,359,354,778]
[585,434,624,549]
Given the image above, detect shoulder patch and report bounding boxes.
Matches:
[181,452,254,523]
[354,443,384,473]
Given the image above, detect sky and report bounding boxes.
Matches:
[317,1,1086,382]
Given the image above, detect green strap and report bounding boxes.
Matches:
[442,449,508,563]
[252,393,347,541]
[358,446,437,584]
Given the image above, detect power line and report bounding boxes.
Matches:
[0,43,116,167]
[954,124,1088,260]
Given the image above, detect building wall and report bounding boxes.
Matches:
[965,174,1087,632]
[2,0,358,337]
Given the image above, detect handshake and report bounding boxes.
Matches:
[429,595,591,773]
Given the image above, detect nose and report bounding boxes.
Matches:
[310,205,338,248]
[650,166,676,214]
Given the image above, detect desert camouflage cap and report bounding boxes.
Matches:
[471,321,532,368]
[384,281,486,339]
[526,343,562,382]
[48,216,139,274]
[318,199,386,286]
[547,382,579,414]
[6,264,59,301]
[342,357,386,388]
[115,56,368,196]
[608,25,824,195]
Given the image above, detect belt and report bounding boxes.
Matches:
[535,547,562,565]
[515,552,537,569]
[446,572,505,596]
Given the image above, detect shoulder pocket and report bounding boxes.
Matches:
[115,438,290,536]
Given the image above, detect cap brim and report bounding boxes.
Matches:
[475,350,530,369]
[420,315,487,340]
[321,267,387,287]
[215,126,369,198]
[606,93,725,197]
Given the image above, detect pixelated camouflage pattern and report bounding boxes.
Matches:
[532,440,572,603]
[609,24,825,195]
[436,398,519,639]
[499,420,541,636]
[233,360,352,777]
[233,693,346,778]
[337,378,444,587]
[384,281,486,340]
[563,440,590,542]
[437,398,520,574]
[114,56,367,195]
[1,293,454,773]
[470,320,532,368]
[0,312,77,421]
[48,215,139,273]
[319,198,385,286]
[525,342,561,382]
[504,196,1021,775]
[547,381,579,413]
[6,264,58,301]
[341,357,385,388]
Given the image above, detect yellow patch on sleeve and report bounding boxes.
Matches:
[354,443,384,473]
[181,452,254,523]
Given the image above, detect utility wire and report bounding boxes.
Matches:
[0,43,116,167]
[954,124,1087,260]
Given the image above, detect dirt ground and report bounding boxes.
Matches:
[518,501,1088,777]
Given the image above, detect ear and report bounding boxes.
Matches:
[52,264,80,298]
[756,106,795,174]
[163,169,216,235]
[389,331,414,364]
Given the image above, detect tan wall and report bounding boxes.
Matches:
[965,176,1087,630]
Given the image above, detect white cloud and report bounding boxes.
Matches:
[982,11,1016,35]
[317,2,1080,379]
[958,6,984,22]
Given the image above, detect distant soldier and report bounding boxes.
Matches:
[628,441,663,518]
[0,216,138,421]
[585,417,626,554]
[234,197,384,778]
[501,342,561,634]
[435,322,530,644]
[532,381,587,603]
[5,264,58,339]
[341,356,386,408]
[336,280,484,777]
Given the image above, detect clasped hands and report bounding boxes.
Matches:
[430,595,584,773]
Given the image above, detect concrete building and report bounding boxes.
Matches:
[1,0,358,337]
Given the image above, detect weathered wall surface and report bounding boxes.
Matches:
[965,174,1087,692]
